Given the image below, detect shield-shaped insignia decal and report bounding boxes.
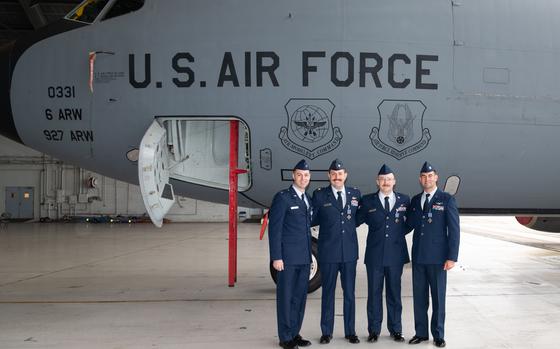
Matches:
[370,99,431,160]
[279,98,342,159]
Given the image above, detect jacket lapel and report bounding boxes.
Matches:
[304,193,312,213]
[415,192,424,210]
[431,189,443,206]
[326,186,341,210]
[290,186,312,219]
[288,186,303,207]
[346,189,354,211]
[373,190,385,211]
[390,194,399,213]
[378,191,394,213]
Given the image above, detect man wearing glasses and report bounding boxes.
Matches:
[356,164,411,343]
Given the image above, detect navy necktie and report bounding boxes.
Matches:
[301,193,307,209]
[337,191,343,209]
[423,193,431,213]
[384,196,390,213]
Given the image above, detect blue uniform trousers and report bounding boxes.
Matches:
[412,263,447,340]
[366,264,404,335]
[276,264,310,342]
[319,261,357,336]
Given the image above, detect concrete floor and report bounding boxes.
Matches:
[0,217,559,348]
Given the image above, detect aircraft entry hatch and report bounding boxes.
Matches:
[138,118,251,227]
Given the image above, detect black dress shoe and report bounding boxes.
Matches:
[434,338,446,347]
[345,335,360,344]
[390,332,405,342]
[319,335,332,344]
[279,339,298,349]
[293,334,311,347]
[367,333,379,342]
[408,335,429,344]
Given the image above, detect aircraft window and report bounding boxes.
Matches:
[126,149,139,162]
[103,0,145,20]
[66,0,110,24]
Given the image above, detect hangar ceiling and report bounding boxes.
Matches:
[0,0,81,46]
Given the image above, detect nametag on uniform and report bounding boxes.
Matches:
[397,206,407,212]
[323,203,332,207]
[351,199,359,206]
[368,208,376,213]
[432,205,445,211]
[290,206,299,210]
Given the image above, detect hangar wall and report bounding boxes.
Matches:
[0,136,260,222]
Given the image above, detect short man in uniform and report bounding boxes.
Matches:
[311,159,361,344]
[269,159,314,349]
[356,164,411,343]
[407,162,460,348]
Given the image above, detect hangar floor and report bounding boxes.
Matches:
[1,217,559,348]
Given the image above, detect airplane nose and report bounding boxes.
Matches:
[0,41,23,144]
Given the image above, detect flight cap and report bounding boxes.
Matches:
[378,164,393,175]
[420,161,436,173]
[293,159,310,171]
[329,158,344,171]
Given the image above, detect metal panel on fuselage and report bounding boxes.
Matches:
[9,0,560,211]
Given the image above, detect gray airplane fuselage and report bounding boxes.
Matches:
[2,0,560,214]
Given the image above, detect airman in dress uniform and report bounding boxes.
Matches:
[269,159,314,349]
[356,164,412,343]
[407,162,460,348]
[311,159,361,345]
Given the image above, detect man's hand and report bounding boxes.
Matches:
[443,260,455,270]
[273,259,284,271]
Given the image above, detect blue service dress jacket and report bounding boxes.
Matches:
[356,191,412,266]
[311,186,361,263]
[268,186,312,265]
[408,189,460,264]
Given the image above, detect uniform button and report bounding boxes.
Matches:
[386,225,389,228]
[341,212,343,215]
[342,230,345,233]
[422,225,424,228]
[385,234,389,237]
[342,221,345,224]
[422,215,425,219]
[421,233,424,236]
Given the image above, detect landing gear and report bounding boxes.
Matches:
[269,236,322,293]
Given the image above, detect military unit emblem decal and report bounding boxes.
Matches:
[279,98,342,159]
[370,99,431,160]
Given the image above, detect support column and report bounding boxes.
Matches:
[228,120,246,287]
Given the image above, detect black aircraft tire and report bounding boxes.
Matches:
[269,236,322,293]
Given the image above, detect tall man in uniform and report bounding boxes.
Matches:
[269,159,314,349]
[356,164,412,343]
[407,162,460,348]
[311,159,361,344]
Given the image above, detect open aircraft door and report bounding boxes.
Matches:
[138,118,251,227]
[138,121,175,227]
